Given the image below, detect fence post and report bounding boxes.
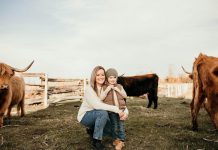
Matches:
[83,78,87,100]
[44,74,48,108]
[167,84,170,97]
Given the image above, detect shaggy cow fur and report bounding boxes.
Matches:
[117,73,159,109]
[187,53,218,130]
[0,61,33,127]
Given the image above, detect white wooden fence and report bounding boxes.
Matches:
[21,73,87,107]
[21,73,48,108]
[22,72,193,107]
[158,83,192,99]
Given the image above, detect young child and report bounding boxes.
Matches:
[99,68,128,150]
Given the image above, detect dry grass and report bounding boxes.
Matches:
[0,97,218,150]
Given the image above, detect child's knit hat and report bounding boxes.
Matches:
[106,68,118,78]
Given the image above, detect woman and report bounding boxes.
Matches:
[77,66,128,150]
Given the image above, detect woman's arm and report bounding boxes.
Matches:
[123,107,129,115]
[99,85,112,100]
[84,86,120,113]
[120,107,129,120]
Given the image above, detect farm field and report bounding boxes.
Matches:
[0,97,218,150]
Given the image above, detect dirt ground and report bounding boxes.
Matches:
[0,97,218,150]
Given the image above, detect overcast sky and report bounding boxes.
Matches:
[0,0,218,79]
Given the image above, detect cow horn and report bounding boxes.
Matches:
[181,66,191,74]
[10,60,34,72]
[120,74,125,77]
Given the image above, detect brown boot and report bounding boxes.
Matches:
[113,139,125,150]
[113,139,120,146]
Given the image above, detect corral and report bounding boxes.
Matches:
[18,73,193,114]
[0,97,218,149]
[1,73,217,149]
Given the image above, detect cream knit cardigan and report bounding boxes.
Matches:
[77,85,122,122]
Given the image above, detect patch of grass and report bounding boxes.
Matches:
[0,97,218,150]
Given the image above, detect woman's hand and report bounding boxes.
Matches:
[120,112,128,120]
[118,110,125,118]
[118,110,128,120]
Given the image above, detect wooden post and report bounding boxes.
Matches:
[83,78,87,92]
[175,84,178,97]
[82,78,87,101]
[167,84,170,97]
[44,74,48,108]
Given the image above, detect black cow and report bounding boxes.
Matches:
[117,73,159,109]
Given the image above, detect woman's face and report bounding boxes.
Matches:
[95,69,105,86]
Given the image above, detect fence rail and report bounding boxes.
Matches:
[21,73,87,107]
[21,73,48,107]
[158,83,192,99]
[21,72,193,107]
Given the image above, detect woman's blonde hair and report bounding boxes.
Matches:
[90,66,106,93]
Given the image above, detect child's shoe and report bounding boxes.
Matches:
[112,139,120,146]
[113,139,125,150]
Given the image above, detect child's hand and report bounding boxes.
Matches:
[113,87,120,92]
[108,85,114,90]
[106,85,114,91]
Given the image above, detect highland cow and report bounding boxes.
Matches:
[117,73,159,109]
[0,61,34,127]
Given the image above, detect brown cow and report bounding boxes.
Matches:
[0,61,34,127]
[183,53,218,131]
[117,73,159,109]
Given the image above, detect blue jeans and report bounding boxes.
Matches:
[108,112,125,141]
[80,110,112,140]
